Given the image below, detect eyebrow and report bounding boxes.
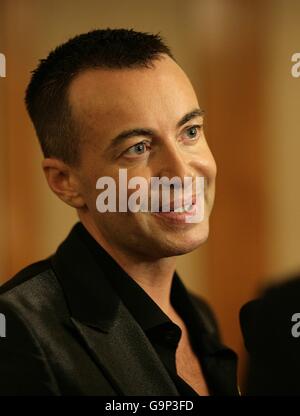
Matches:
[108,108,205,150]
[176,108,205,128]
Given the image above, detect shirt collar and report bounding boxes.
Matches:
[76,221,172,331]
[75,221,230,357]
[52,222,238,395]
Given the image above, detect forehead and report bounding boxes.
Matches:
[68,55,199,140]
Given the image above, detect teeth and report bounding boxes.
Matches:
[184,203,194,212]
[174,204,193,213]
[174,206,185,213]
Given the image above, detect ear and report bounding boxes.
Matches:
[42,158,85,208]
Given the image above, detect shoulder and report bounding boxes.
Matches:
[0,258,67,326]
[0,259,63,395]
[240,275,300,395]
[1,258,52,294]
[240,275,300,352]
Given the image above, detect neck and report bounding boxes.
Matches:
[79,215,177,316]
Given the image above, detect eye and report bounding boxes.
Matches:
[182,125,202,141]
[124,141,150,158]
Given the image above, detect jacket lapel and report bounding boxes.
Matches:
[51,223,179,396]
[70,306,179,395]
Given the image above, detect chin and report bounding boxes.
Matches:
[156,222,210,257]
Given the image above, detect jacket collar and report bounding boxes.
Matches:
[51,222,120,332]
[50,223,180,395]
[50,222,238,395]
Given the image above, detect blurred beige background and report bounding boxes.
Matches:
[1,0,300,389]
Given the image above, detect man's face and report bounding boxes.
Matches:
[68,55,217,260]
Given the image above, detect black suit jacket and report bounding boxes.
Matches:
[0,225,235,396]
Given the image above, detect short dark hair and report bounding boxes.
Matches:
[25,28,174,165]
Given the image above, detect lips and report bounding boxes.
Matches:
[158,194,198,212]
[152,200,199,224]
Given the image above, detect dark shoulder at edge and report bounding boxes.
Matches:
[0,258,52,295]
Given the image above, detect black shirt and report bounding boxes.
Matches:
[76,222,238,396]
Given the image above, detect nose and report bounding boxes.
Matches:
[156,140,194,181]
[154,137,217,202]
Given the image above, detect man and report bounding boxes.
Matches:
[0,29,238,395]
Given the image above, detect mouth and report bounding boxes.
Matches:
[152,194,201,224]
[158,194,198,213]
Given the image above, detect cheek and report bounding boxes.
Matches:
[200,147,217,183]
[81,175,98,208]
[204,141,217,177]
[82,162,120,207]
[208,160,217,187]
[190,156,216,187]
[209,151,217,178]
